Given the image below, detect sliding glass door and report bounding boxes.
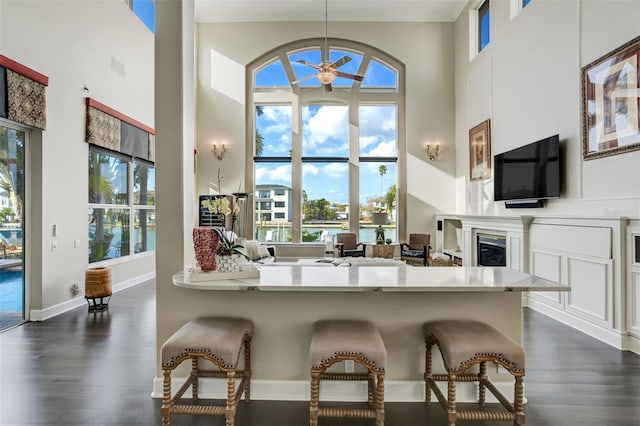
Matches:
[0,123,25,330]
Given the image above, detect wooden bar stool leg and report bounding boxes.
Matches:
[514,375,525,426]
[309,371,320,426]
[161,369,172,426]
[368,373,376,405]
[191,357,199,402]
[375,373,385,426]
[478,361,487,405]
[425,341,433,404]
[244,338,252,401]
[226,371,236,426]
[447,373,457,426]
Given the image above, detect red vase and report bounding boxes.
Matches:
[193,227,220,271]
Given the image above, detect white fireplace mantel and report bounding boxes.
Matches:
[458,215,534,271]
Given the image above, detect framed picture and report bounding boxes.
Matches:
[582,35,640,160]
[469,119,491,181]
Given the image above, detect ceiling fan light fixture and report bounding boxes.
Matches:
[317,69,336,85]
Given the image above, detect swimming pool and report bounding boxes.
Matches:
[0,270,24,328]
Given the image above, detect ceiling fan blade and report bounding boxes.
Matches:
[291,74,317,85]
[335,71,364,82]
[295,59,321,70]
[330,56,351,69]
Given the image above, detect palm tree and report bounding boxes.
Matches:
[255,106,264,156]
[385,184,396,221]
[0,127,24,223]
[378,165,387,211]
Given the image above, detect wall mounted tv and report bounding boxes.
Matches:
[493,134,560,208]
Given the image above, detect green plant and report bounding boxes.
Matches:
[213,227,248,259]
[375,226,385,244]
[302,229,323,242]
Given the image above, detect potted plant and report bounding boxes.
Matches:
[371,165,389,225]
[375,226,385,245]
[213,227,248,273]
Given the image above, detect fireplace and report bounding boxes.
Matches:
[477,234,506,266]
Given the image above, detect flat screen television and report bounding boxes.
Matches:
[493,134,560,203]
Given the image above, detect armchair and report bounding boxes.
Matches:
[335,233,366,257]
[400,233,431,266]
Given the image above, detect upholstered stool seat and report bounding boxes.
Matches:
[160,317,253,426]
[423,320,526,426]
[310,319,386,426]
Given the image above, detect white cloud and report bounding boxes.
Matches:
[256,164,291,183]
[302,105,348,150]
[322,163,348,178]
[359,135,378,149]
[302,163,320,176]
[367,139,397,157]
[359,105,396,141]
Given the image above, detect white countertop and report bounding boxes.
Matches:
[172,265,569,293]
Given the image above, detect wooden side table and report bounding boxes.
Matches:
[372,244,395,259]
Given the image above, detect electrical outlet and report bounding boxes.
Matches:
[70,283,80,296]
[345,360,355,373]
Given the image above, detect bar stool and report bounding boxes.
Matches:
[309,319,386,426]
[423,320,526,426]
[160,317,253,426]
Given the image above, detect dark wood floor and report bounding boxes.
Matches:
[1,279,639,425]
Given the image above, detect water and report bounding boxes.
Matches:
[255,226,397,243]
[0,270,23,315]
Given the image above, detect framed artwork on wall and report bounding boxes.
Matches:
[469,119,491,181]
[582,35,640,160]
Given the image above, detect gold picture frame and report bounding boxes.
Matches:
[469,119,491,181]
[582,35,640,160]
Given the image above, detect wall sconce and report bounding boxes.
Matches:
[210,142,227,160]
[424,142,440,161]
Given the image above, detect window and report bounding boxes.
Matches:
[249,38,404,244]
[122,0,155,32]
[510,0,532,19]
[478,0,490,52]
[88,147,155,263]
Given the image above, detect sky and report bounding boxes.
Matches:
[255,50,398,206]
[132,0,155,33]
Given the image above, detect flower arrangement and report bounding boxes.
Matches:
[202,197,231,215]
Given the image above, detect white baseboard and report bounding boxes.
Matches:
[526,296,626,350]
[151,377,517,403]
[29,272,155,321]
[624,333,640,355]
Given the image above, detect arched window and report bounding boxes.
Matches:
[247,38,405,244]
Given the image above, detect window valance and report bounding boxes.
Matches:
[85,97,155,163]
[0,55,49,130]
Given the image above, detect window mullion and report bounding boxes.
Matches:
[290,98,302,243]
[348,101,359,236]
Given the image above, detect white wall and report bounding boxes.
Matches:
[0,0,155,314]
[454,0,640,217]
[195,21,457,238]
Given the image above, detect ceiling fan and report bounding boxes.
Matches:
[292,0,364,92]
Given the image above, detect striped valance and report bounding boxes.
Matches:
[85,98,155,162]
[0,55,49,130]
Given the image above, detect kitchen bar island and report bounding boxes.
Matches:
[156,265,569,402]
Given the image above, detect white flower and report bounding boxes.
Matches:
[201,197,231,215]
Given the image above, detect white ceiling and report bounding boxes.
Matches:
[194,0,468,23]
